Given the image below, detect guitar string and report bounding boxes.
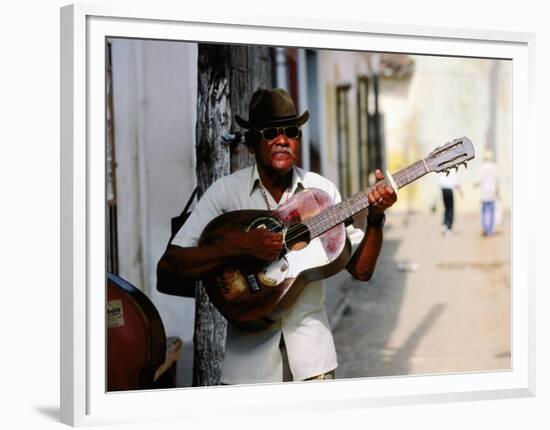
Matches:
[263,179,393,242]
[277,180,388,244]
[259,161,429,244]
[285,172,408,242]
[284,162,428,242]
[280,155,465,243]
[256,182,321,246]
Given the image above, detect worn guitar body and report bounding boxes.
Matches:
[198,188,351,330]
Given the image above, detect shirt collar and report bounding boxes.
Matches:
[249,163,305,197]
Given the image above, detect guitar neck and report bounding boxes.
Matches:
[304,159,431,238]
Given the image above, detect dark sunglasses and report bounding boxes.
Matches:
[254,125,301,141]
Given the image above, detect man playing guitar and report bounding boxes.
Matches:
[156,88,397,384]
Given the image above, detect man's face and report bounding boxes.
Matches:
[252,126,300,175]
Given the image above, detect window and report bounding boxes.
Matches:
[357,76,370,189]
[336,84,352,198]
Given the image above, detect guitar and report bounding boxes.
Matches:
[198,137,475,330]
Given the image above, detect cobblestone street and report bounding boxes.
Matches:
[333,209,511,379]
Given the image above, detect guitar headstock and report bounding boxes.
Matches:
[425,137,475,175]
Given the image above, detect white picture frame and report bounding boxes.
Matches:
[60,3,536,426]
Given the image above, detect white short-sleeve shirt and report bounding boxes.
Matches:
[171,164,364,383]
[478,161,498,202]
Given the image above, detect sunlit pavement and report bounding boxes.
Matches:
[333,209,511,379]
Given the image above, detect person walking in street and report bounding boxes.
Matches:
[438,170,462,236]
[476,149,499,236]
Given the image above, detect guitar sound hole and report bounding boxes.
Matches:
[246,216,285,233]
[245,217,311,252]
[245,216,287,270]
[284,223,311,251]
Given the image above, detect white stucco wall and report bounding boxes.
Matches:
[381,55,512,213]
[316,51,512,214]
[111,39,198,342]
[318,50,371,190]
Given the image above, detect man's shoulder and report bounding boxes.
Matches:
[210,165,254,188]
[297,167,337,191]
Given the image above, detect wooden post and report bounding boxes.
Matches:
[228,45,272,171]
[193,44,271,386]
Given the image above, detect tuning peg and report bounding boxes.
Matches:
[463,161,468,169]
[455,166,459,173]
[445,169,450,176]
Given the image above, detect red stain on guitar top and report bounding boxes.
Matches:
[287,209,301,223]
[322,226,345,254]
[276,191,319,223]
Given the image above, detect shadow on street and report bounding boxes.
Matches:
[333,210,511,379]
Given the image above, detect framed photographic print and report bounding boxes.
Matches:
[60,3,535,426]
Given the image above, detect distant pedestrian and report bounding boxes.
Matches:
[438,170,462,236]
[475,149,498,236]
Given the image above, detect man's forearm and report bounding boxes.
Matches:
[156,244,237,293]
[157,227,285,295]
[346,224,384,281]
